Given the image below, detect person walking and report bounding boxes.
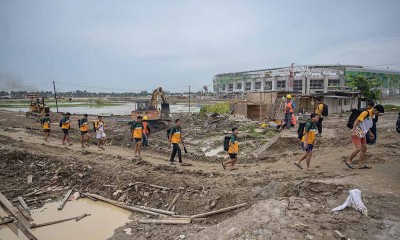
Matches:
[169,119,184,165]
[142,116,151,147]
[345,104,384,169]
[40,113,51,142]
[365,101,378,145]
[314,97,325,137]
[130,116,144,159]
[294,113,319,171]
[79,114,90,148]
[222,127,239,171]
[95,116,107,150]
[60,112,72,145]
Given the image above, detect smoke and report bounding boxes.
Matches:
[0,72,37,92]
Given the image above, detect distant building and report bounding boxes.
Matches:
[213,65,400,97]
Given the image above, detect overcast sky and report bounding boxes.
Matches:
[1,0,399,93]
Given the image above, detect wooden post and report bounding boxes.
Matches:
[190,203,247,219]
[58,189,73,210]
[0,192,38,240]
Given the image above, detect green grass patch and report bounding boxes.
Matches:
[199,102,230,116]
[384,104,400,112]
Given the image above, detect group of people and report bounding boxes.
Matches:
[293,98,384,171]
[40,112,108,149]
[128,116,185,164]
[39,97,385,172]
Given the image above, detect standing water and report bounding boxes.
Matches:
[0,198,132,240]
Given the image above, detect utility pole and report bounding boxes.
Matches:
[53,81,59,113]
[188,85,191,113]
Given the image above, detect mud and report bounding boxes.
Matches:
[0,110,399,239]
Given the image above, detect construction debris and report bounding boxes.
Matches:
[31,213,90,228]
[58,189,73,210]
[138,218,192,225]
[191,203,247,219]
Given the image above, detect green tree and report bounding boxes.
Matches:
[347,75,382,102]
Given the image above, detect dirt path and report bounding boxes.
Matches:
[1,110,400,239]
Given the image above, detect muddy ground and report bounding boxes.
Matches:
[0,110,399,240]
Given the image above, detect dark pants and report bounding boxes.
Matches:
[170,143,182,163]
[142,134,148,147]
[316,117,323,134]
[284,113,292,129]
[366,121,377,144]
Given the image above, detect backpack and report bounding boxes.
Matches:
[396,113,400,134]
[59,119,63,127]
[347,109,363,129]
[297,122,307,140]
[223,136,230,151]
[322,103,328,117]
[166,128,172,140]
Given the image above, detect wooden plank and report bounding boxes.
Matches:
[167,192,181,211]
[136,206,175,215]
[14,221,38,240]
[17,196,30,211]
[149,184,170,190]
[31,213,88,228]
[85,193,160,216]
[75,213,91,221]
[58,189,73,210]
[16,205,34,222]
[27,175,33,184]
[0,218,14,225]
[138,218,191,225]
[0,192,38,240]
[0,206,18,235]
[0,192,31,228]
[190,203,247,219]
[81,193,97,201]
[333,230,347,240]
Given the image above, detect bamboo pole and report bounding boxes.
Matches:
[139,218,191,225]
[190,203,247,219]
[84,193,159,216]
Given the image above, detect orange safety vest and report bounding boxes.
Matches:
[284,101,293,113]
[142,121,149,134]
[291,114,296,125]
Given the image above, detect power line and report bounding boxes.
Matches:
[54,82,144,92]
[1,81,52,91]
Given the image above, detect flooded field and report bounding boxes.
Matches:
[0,198,132,240]
[0,102,200,115]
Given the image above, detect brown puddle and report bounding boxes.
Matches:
[0,198,132,240]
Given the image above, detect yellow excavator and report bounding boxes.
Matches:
[131,87,170,131]
[26,96,50,118]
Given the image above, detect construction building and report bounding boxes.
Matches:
[220,65,400,120]
[213,64,400,97]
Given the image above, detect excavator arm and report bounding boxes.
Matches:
[149,87,167,109]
